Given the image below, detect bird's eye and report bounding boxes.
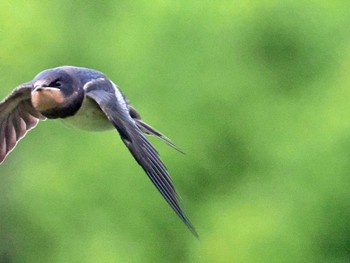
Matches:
[50,79,62,87]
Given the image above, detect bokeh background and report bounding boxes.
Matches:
[1,1,350,262]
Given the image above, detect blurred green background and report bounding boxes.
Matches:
[1,1,350,262]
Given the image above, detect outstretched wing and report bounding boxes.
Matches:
[0,83,45,164]
[84,78,197,237]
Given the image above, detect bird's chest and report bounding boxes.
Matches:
[61,97,113,131]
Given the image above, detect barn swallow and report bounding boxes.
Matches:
[0,66,197,237]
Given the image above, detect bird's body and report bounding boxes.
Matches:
[0,66,197,237]
[61,90,113,131]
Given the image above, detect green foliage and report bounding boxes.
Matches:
[1,1,350,262]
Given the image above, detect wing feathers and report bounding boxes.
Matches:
[85,79,198,237]
[0,84,44,164]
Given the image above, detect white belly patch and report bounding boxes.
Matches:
[61,97,113,131]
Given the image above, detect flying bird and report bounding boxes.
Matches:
[0,66,197,237]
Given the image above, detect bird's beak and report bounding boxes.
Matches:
[33,85,60,92]
[31,86,65,112]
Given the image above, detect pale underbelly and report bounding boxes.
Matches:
[61,97,113,131]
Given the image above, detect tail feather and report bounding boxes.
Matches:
[135,119,185,154]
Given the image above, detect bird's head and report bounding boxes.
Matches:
[31,67,84,118]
